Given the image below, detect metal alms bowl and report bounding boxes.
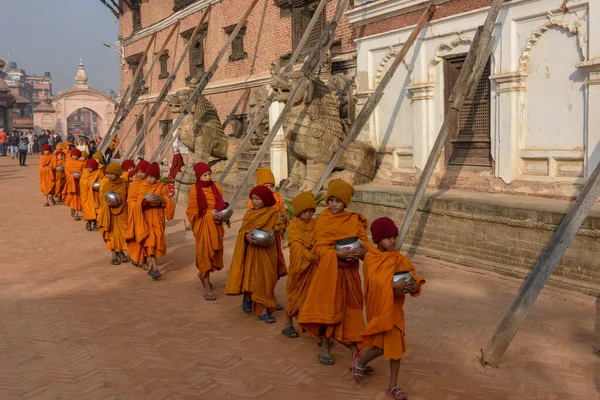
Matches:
[105,191,122,207]
[335,237,363,251]
[393,271,415,283]
[144,193,162,203]
[56,165,64,172]
[215,202,233,220]
[92,181,100,191]
[251,229,274,247]
[72,171,82,179]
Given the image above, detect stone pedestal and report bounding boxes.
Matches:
[577,59,600,178]
[268,100,288,184]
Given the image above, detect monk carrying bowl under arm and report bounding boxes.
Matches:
[298,179,372,367]
[53,150,66,204]
[353,217,425,400]
[186,162,230,301]
[80,158,104,232]
[226,185,284,324]
[38,144,55,207]
[62,148,85,221]
[126,160,150,270]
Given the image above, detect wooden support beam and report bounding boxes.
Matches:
[311,2,435,194]
[127,104,169,159]
[481,160,600,366]
[100,0,120,18]
[222,88,250,130]
[217,0,329,184]
[225,0,350,205]
[395,0,504,249]
[99,32,156,152]
[110,103,149,156]
[121,5,213,160]
[149,0,261,163]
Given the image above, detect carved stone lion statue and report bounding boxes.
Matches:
[270,64,377,191]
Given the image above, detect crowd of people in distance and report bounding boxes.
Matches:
[37,139,426,400]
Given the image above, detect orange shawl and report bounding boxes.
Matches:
[126,179,147,263]
[136,181,175,258]
[97,178,129,252]
[38,153,55,196]
[186,182,226,276]
[285,218,317,318]
[225,207,283,316]
[80,169,104,221]
[298,209,372,347]
[62,157,85,211]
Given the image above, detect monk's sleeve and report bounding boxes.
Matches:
[162,185,175,220]
[186,184,199,225]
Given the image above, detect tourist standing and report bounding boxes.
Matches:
[9,131,19,159]
[38,131,49,153]
[27,130,34,155]
[0,128,7,156]
[18,132,29,166]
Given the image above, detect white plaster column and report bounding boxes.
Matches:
[577,60,600,178]
[406,82,435,170]
[268,100,288,185]
[489,72,527,183]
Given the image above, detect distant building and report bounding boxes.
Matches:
[4,61,52,130]
[25,72,53,107]
[0,60,15,132]
[67,107,100,137]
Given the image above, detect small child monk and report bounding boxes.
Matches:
[127,160,149,269]
[353,217,425,399]
[62,148,85,220]
[53,150,67,204]
[92,152,105,171]
[80,158,104,231]
[226,186,284,323]
[298,179,371,366]
[186,162,230,301]
[97,163,131,265]
[136,162,175,279]
[80,151,89,161]
[63,141,72,158]
[121,159,135,180]
[282,191,318,339]
[38,144,55,207]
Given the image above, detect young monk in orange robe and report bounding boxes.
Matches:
[62,148,85,220]
[63,141,72,159]
[120,159,135,180]
[136,162,175,280]
[80,159,104,231]
[353,217,425,399]
[282,192,318,339]
[298,179,371,366]
[186,162,229,301]
[127,160,149,269]
[92,152,105,171]
[226,186,284,323]
[97,162,131,265]
[38,144,55,207]
[53,150,67,204]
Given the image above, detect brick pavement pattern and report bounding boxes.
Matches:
[0,155,598,400]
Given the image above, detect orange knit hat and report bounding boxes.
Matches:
[292,192,317,217]
[256,168,275,186]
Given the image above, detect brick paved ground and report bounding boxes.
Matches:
[0,155,598,400]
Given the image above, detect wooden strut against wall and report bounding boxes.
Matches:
[217,0,329,184]
[311,2,435,195]
[111,103,149,156]
[99,32,156,153]
[121,5,214,160]
[221,87,251,130]
[131,104,169,159]
[149,0,261,163]
[226,0,351,206]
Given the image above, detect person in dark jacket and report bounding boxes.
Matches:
[9,131,19,159]
[18,133,29,166]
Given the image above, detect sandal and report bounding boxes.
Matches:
[281,326,299,338]
[259,312,276,324]
[348,365,375,373]
[352,353,366,384]
[85,221,92,231]
[148,269,162,280]
[74,216,82,221]
[131,261,139,267]
[276,304,284,311]
[317,354,335,365]
[203,294,216,301]
[43,203,49,207]
[386,387,408,400]
[241,297,252,314]
[110,258,121,265]
[117,252,130,263]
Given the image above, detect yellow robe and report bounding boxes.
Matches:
[53,155,66,197]
[127,179,146,264]
[62,157,85,211]
[285,218,317,318]
[136,181,175,258]
[38,153,55,196]
[80,169,104,221]
[97,178,129,252]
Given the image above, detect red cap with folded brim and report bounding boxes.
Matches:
[249,185,275,207]
[42,144,51,152]
[146,162,161,179]
[70,148,82,158]
[136,160,150,173]
[194,162,211,180]
[121,159,135,171]
[370,217,399,244]
[85,159,99,170]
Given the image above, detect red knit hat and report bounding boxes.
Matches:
[127,169,137,181]
[193,162,211,180]
[85,159,99,170]
[42,144,51,152]
[70,148,82,158]
[370,217,399,244]
[249,185,275,207]
[121,159,135,171]
[136,160,150,173]
[146,162,161,179]
[55,151,65,157]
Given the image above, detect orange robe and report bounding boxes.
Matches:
[38,153,55,196]
[53,155,66,197]
[298,209,372,347]
[186,182,226,277]
[126,179,146,264]
[285,218,317,319]
[97,178,129,252]
[62,157,85,211]
[136,181,175,258]
[225,207,284,316]
[248,191,288,278]
[362,249,425,359]
[80,169,104,221]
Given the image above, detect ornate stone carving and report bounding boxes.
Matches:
[428,33,473,80]
[247,86,270,145]
[269,64,377,191]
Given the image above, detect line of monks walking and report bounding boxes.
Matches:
[38,142,425,400]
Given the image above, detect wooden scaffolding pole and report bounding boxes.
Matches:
[130,104,169,159]
[149,0,261,163]
[221,87,251,130]
[395,0,504,248]
[217,0,329,184]
[480,161,600,366]
[111,102,149,156]
[311,2,435,194]
[99,32,156,152]
[226,0,350,205]
[121,5,213,160]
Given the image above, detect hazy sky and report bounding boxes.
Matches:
[0,0,120,94]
